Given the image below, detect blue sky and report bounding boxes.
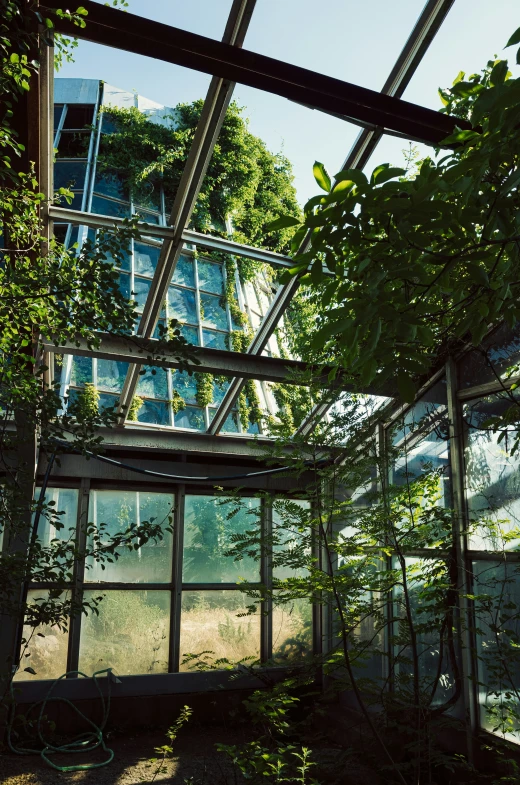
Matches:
[59,0,520,204]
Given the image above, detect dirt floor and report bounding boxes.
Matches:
[0,726,248,785]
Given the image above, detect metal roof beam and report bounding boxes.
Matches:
[49,205,297,272]
[43,333,394,391]
[42,0,469,147]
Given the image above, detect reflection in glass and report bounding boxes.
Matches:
[36,488,78,548]
[63,104,94,129]
[465,393,520,550]
[198,259,224,294]
[85,490,173,582]
[168,286,197,324]
[172,370,197,404]
[137,399,170,426]
[175,406,205,430]
[70,355,92,387]
[473,561,520,742]
[54,160,87,191]
[200,293,228,330]
[57,131,90,158]
[272,595,312,664]
[134,242,160,277]
[91,195,130,219]
[14,590,70,681]
[180,591,260,671]
[183,495,260,583]
[132,277,151,313]
[93,169,129,201]
[180,325,199,346]
[202,329,228,351]
[137,366,169,399]
[97,360,129,392]
[393,557,455,706]
[79,590,170,675]
[172,254,195,288]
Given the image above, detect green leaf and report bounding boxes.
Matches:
[452,70,465,86]
[333,168,367,188]
[505,26,520,47]
[265,215,300,231]
[397,372,415,403]
[372,165,407,185]
[313,161,331,192]
[490,60,509,87]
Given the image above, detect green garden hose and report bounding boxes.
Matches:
[8,669,115,772]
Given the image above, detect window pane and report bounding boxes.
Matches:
[183,495,260,583]
[70,355,92,387]
[36,488,78,548]
[135,209,160,224]
[137,399,170,425]
[172,254,195,288]
[57,131,91,158]
[180,590,260,671]
[133,277,151,313]
[175,405,205,430]
[198,259,223,294]
[86,490,174,582]
[168,286,197,323]
[272,596,312,664]
[200,293,227,330]
[93,169,129,201]
[97,360,129,393]
[99,392,119,412]
[202,329,228,351]
[91,195,130,219]
[79,590,170,675]
[134,242,160,277]
[473,561,520,742]
[180,325,199,346]
[465,394,520,550]
[172,370,197,405]
[63,104,94,129]
[13,590,69,682]
[54,160,87,191]
[460,322,520,389]
[393,557,456,707]
[273,499,311,580]
[137,366,169,399]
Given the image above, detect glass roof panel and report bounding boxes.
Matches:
[55,40,212,111]
[244,0,424,88]
[402,0,520,112]
[89,0,233,40]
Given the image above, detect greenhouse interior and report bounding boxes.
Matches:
[2,0,520,782]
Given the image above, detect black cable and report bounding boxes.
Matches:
[64,443,326,482]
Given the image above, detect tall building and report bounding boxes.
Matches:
[53,78,280,433]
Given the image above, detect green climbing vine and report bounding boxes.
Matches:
[74,383,99,419]
[195,373,214,408]
[127,395,143,421]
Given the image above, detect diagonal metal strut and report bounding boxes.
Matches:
[115,0,257,425]
[208,0,457,436]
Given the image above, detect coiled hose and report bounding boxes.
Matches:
[7,669,115,772]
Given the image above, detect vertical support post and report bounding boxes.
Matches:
[260,497,272,663]
[376,421,393,691]
[446,357,476,761]
[67,478,90,674]
[170,484,185,672]
[312,496,324,662]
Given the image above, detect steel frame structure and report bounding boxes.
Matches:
[40,0,459,439]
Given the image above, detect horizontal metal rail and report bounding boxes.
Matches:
[42,0,470,146]
[42,332,394,392]
[48,205,295,271]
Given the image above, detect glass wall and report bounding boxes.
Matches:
[18,489,313,679]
